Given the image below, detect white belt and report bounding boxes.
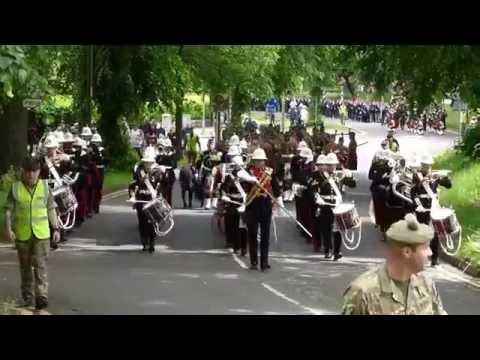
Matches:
[418,195,431,199]
[228,194,243,199]
[320,195,337,200]
[96,165,105,168]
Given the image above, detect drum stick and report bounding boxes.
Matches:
[126,199,150,204]
[255,181,313,238]
[271,214,279,244]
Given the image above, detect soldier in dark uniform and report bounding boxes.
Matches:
[310,153,356,260]
[90,133,107,214]
[156,137,177,207]
[39,134,72,248]
[347,132,358,170]
[220,155,248,256]
[368,148,393,233]
[72,137,90,227]
[335,137,349,169]
[295,147,316,241]
[305,154,327,252]
[240,148,282,271]
[410,155,452,266]
[384,130,400,153]
[323,133,338,154]
[128,147,164,253]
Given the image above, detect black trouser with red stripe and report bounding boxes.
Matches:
[246,197,272,268]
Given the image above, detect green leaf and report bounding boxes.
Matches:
[0,55,12,70]
[4,81,14,98]
[18,69,27,84]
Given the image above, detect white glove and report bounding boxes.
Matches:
[315,194,325,206]
[221,195,231,203]
[276,197,284,209]
[416,205,427,213]
[390,174,400,184]
[237,169,258,184]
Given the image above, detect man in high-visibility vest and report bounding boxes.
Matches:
[4,156,60,311]
[184,130,201,165]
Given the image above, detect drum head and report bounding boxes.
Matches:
[333,203,354,215]
[431,208,454,221]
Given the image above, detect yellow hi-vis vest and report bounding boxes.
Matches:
[186,134,199,152]
[12,180,51,241]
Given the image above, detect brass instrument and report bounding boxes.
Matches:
[245,169,270,207]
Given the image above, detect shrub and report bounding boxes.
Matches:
[108,146,140,172]
[0,166,21,193]
[460,123,480,157]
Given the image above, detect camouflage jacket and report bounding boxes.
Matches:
[342,264,447,315]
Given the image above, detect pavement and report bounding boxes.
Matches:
[1,120,479,315]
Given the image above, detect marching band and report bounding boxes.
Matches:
[30,124,107,251]
[29,115,460,271]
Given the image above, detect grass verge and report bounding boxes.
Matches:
[103,170,132,194]
[434,150,480,267]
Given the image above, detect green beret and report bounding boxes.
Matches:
[386,214,434,245]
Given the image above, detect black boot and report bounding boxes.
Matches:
[35,297,48,310]
[260,263,271,271]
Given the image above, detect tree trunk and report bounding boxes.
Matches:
[98,109,124,162]
[0,100,28,174]
[231,87,248,132]
[343,76,356,98]
[175,96,184,158]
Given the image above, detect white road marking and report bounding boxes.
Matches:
[232,253,248,269]
[261,283,331,315]
[229,308,253,313]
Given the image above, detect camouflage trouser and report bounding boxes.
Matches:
[15,237,49,302]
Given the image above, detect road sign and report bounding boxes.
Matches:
[452,100,468,112]
[23,99,42,109]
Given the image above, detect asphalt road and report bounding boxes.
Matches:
[1,121,479,315]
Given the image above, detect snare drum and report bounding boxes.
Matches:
[431,208,460,236]
[143,198,172,226]
[333,203,360,232]
[52,186,78,216]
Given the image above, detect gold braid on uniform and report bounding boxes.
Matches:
[245,168,272,207]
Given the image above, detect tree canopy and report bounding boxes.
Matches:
[2,45,480,170]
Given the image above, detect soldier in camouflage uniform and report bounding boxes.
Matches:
[342,213,447,315]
